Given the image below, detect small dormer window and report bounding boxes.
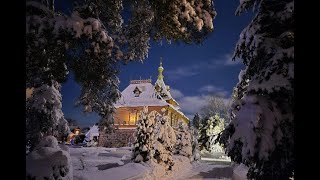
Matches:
[133,86,142,97]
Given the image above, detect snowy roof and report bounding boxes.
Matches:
[115,81,169,108]
[115,80,188,121]
[85,125,99,138]
[115,59,188,121]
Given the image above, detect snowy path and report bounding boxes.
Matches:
[70,147,233,180]
[181,162,233,179]
[163,160,232,180]
[125,161,232,180]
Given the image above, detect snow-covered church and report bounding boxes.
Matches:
[98,58,189,147]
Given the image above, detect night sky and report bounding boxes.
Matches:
[60,0,253,127]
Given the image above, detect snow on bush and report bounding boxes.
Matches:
[173,0,215,31]
[153,112,176,170]
[199,114,225,153]
[174,121,192,158]
[26,136,73,180]
[132,106,157,162]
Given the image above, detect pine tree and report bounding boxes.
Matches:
[189,113,201,161]
[218,0,294,179]
[26,81,68,152]
[153,112,176,170]
[190,126,201,161]
[132,106,157,162]
[174,121,192,158]
[192,112,201,130]
[199,114,224,153]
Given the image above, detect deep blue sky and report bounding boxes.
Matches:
[60,0,253,127]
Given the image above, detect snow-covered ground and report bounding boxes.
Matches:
[69,146,234,180]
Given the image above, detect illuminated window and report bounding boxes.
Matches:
[129,110,138,125]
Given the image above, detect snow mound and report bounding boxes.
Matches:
[26,136,73,180]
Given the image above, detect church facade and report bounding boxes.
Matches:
[98,59,189,147]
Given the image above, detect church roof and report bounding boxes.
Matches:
[114,58,188,121]
[114,80,168,108]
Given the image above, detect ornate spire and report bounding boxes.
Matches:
[158,57,164,80]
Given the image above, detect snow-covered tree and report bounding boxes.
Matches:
[192,112,201,130]
[200,95,230,125]
[190,126,201,161]
[189,113,201,161]
[218,0,294,179]
[132,107,157,162]
[26,81,69,152]
[56,116,70,137]
[174,121,192,158]
[153,112,176,170]
[26,0,216,134]
[198,114,225,152]
[26,136,73,180]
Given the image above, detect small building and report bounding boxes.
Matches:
[85,125,99,141]
[99,58,189,147]
[74,127,81,135]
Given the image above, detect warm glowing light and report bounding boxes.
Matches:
[129,112,137,125]
[26,88,34,100]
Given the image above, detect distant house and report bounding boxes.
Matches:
[85,125,99,141]
[99,58,189,147]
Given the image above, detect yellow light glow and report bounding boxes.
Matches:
[129,112,136,125]
[26,88,34,100]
